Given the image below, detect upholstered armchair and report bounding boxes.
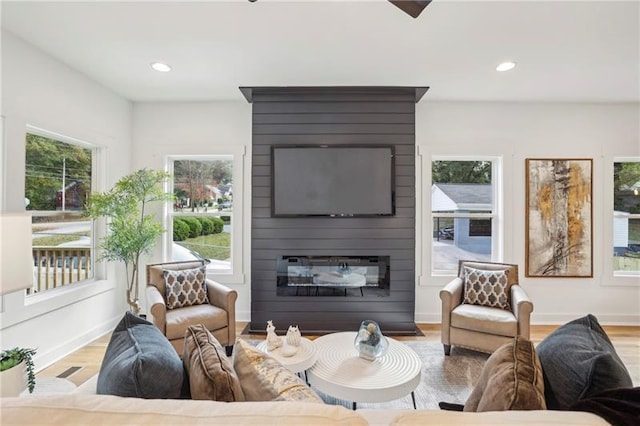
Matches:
[146,260,237,356]
[439,260,533,355]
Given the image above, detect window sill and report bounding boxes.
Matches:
[1,278,115,329]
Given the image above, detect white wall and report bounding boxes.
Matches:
[131,102,252,321]
[0,31,132,369]
[415,101,640,325]
[132,100,639,326]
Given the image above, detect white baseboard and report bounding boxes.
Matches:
[34,314,121,373]
[414,313,442,323]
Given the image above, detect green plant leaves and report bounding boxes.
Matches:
[0,347,37,393]
[85,168,174,312]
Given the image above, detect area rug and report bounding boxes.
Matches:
[314,343,488,410]
[20,377,77,396]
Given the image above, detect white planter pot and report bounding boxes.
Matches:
[0,360,27,397]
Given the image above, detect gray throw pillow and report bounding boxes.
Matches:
[96,312,186,399]
[536,314,633,410]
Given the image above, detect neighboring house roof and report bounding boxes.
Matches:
[206,185,222,198]
[620,181,640,191]
[432,183,492,212]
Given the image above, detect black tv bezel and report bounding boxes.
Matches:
[270,144,396,218]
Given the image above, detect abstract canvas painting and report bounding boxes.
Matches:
[526,159,593,277]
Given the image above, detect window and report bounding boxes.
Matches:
[431,159,500,275]
[168,157,234,275]
[613,160,640,275]
[25,131,94,295]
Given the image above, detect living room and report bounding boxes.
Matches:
[0,1,638,419]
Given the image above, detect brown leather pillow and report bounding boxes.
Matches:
[464,336,546,412]
[182,324,244,401]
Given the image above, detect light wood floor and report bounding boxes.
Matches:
[38,323,640,387]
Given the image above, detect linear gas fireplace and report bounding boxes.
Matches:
[276,255,390,297]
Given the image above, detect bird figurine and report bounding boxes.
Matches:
[266,320,282,351]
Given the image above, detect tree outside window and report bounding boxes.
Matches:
[170,158,233,273]
[25,132,94,294]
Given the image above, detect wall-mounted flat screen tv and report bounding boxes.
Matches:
[272,145,395,217]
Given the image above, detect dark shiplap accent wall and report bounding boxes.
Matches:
[248,87,422,334]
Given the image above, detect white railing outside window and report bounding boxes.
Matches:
[25,129,95,295]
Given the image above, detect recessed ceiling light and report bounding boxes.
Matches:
[496,61,517,72]
[151,62,172,72]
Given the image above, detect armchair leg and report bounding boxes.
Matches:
[443,344,451,356]
[225,345,234,357]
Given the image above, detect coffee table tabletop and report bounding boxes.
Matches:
[255,337,317,374]
[306,332,421,408]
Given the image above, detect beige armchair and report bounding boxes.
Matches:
[146,260,237,356]
[439,260,533,355]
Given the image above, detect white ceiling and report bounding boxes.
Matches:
[2,0,639,103]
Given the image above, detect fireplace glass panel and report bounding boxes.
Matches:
[277,255,390,297]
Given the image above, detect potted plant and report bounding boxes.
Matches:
[0,347,36,396]
[86,169,173,315]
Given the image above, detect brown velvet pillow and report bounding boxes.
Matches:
[233,339,323,403]
[464,336,546,412]
[182,324,244,402]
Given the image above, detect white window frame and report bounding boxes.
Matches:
[603,156,640,285]
[0,125,112,330]
[25,126,100,297]
[421,155,503,282]
[165,149,244,284]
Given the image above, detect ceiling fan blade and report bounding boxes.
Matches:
[389,1,432,18]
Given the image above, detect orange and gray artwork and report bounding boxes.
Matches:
[526,159,593,277]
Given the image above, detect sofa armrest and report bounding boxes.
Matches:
[439,277,464,345]
[206,279,238,342]
[511,284,533,339]
[206,280,237,312]
[440,277,464,310]
[146,285,167,334]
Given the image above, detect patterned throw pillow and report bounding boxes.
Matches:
[164,266,209,309]
[462,266,511,310]
[233,339,323,403]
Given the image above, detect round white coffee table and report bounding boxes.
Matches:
[256,337,317,374]
[307,332,421,409]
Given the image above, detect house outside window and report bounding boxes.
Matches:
[168,157,234,275]
[613,160,640,275]
[25,131,94,294]
[431,159,499,275]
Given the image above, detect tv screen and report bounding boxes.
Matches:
[272,145,395,217]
